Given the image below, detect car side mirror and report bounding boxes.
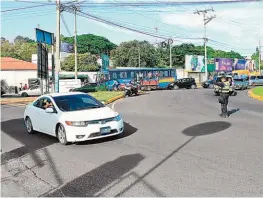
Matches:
[45,107,54,113]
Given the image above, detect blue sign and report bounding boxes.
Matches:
[101,54,109,70]
[36,28,53,45]
[234,59,246,70]
[61,42,74,53]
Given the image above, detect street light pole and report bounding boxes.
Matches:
[74,6,78,79]
[55,0,61,93]
[194,8,215,80]
[138,47,141,68]
[169,42,172,68]
[259,40,261,74]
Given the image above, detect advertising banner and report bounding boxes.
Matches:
[185,55,205,72]
[215,58,233,72]
[233,59,246,70]
[207,57,215,72]
[245,60,255,71]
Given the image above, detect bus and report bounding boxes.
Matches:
[97,68,177,91]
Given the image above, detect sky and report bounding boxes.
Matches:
[1,0,263,56]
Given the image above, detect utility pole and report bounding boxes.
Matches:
[168,38,173,68]
[194,8,216,80]
[74,6,78,79]
[138,47,141,68]
[259,40,261,74]
[55,0,61,93]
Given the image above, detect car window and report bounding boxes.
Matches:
[53,94,104,112]
[39,97,54,110]
[250,76,256,80]
[33,99,41,107]
[258,76,263,79]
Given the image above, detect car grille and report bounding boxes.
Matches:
[88,117,115,124]
[89,129,118,138]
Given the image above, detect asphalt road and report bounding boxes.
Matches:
[1,89,263,197]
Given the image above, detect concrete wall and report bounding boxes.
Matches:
[1,70,37,87]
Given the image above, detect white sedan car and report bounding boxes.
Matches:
[24,92,124,145]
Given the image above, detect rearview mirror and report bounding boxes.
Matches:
[45,107,54,113]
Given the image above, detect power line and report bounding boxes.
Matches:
[78,0,263,6]
[1,4,54,12]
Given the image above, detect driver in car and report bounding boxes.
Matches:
[43,99,53,109]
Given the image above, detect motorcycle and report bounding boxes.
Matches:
[167,82,174,90]
[124,81,138,97]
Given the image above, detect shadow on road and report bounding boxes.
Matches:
[228,108,240,117]
[182,121,231,137]
[44,153,144,197]
[1,118,57,164]
[75,122,138,145]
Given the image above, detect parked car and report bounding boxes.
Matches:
[69,83,98,93]
[19,85,50,97]
[24,92,124,145]
[202,80,214,88]
[233,78,249,90]
[249,75,263,86]
[173,78,197,90]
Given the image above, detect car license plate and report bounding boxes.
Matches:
[100,127,111,135]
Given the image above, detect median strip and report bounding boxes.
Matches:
[247,87,263,101]
[1,91,126,106]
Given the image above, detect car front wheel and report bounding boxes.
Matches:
[21,92,28,97]
[191,85,196,89]
[174,85,179,90]
[25,117,35,134]
[57,124,68,145]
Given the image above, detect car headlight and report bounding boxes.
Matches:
[113,114,121,122]
[65,121,88,127]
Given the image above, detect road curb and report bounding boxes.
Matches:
[247,89,263,101]
[1,97,37,105]
[105,94,124,105]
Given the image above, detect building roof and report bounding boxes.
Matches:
[1,57,37,71]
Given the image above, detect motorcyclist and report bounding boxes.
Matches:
[212,75,230,118]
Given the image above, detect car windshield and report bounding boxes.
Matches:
[216,77,232,82]
[234,79,244,82]
[53,94,104,112]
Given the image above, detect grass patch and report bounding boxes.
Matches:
[90,91,123,102]
[252,86,263,96]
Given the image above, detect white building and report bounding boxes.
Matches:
[1,57,38,87]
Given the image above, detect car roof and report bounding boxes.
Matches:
[41,92,85,98]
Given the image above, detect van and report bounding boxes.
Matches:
[249,75,263,86]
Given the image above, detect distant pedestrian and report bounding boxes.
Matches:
[23,84,28,90]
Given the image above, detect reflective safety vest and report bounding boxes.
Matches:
[221,81,230,93]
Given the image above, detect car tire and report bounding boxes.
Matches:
[174,85,179,90]
[191,85,196,89]
[21,92,28,97]
[25,117,35,134]
[57,124,68,145]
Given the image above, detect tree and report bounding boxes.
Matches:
[111,40,159,67]
[61,53,99,72]
[14,35,35,44]
[1,38,16,58]
[62,34,117,55]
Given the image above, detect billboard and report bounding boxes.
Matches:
[36,28,53,45]
[37,43,48,79]
[185,55,205,72]
[245,60,256,71]
[215,58,233,72]
[233,59,246,70]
